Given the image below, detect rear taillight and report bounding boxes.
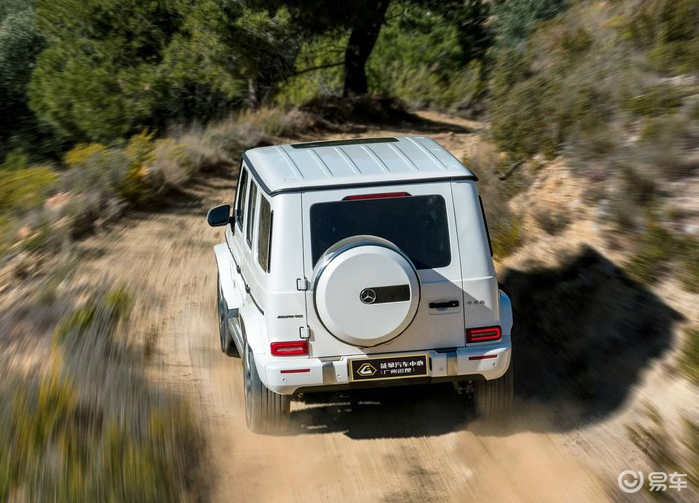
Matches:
[270,341,308,356]
[466,326,502,343]
[343,192,410,201]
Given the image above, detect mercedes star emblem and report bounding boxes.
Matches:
[360,288,377,304]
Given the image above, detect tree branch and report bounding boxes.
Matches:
[287,61,344,78]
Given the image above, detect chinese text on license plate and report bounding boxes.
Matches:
[349,354,429,381]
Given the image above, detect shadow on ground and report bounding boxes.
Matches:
[289,245,683,438]
[504,246,683,418]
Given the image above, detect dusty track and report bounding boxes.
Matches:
[74,114,618,502]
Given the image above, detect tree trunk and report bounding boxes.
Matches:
[342,0,390,97]
[248,78,259,109]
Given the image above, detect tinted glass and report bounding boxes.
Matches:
[246,183,258,246]
[257,196,272,272]
[310,195,451,269]
[235,168,248,229]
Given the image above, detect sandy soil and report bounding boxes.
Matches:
[57,113,649,503]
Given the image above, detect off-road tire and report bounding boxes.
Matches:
[474,364,513,420]
[243,341,290,434]
[217,277,238,357]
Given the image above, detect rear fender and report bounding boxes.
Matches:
[498,290,513,336]
[239,304,266,354]
[213,243,242,311]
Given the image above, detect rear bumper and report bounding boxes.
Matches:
[255,337,511,395]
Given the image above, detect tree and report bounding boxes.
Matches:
[261,0,491,97]
[0,0,63,161]
[29,0,186,143]
[29,0,300,143]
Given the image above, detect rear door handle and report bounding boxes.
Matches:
[429,300,459,309]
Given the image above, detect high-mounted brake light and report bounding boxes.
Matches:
[466,326,502,343]
[270,341,308,356]
[342,192,411,201]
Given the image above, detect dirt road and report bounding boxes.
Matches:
[74,115,618,503]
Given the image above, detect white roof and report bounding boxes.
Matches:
[243,136,476,195]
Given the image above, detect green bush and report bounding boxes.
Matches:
[464,145,525,259]
[0,286,202,502]
[639,115,696,179]
[621,85,686,117]
[680,326,699,385]
[621,0,699,73]
[489,0,699,166]
[627,406,699,497]
[490,215,523,260]
[623,216,697,289]
[0,165,58,213]
[624,217,674,285]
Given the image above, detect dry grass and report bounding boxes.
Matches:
[0,285,203,502]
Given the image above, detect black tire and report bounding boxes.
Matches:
[474,364,513,420]
[243,341,290,434]
[217,277,238,357]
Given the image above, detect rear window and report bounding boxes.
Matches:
[310,195,451,270]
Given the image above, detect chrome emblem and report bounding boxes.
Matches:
[360,288,377,304]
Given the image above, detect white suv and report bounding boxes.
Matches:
[207,136,513,433]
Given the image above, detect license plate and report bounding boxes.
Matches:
[349,354,429,381]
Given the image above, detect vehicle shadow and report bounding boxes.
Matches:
[287,245,684,438]
[502,245,683,427]
[289,384,471,439]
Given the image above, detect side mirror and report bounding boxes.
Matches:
[207,204,231,227]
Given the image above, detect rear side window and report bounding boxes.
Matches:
[235,168,248,229]
[246,183,258,246]
[310,195,451,269]
[257,196,273,272]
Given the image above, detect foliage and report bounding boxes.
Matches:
[620,0,699,73]
[463,144,524,259]
[0,0,63,161]
[680,326,699,385]
[627,406,699,498]
[28,0,299,144]
[29,0,185,143]
[0,166,57,213]
[491,0,570,48]
[624,214,699,291]
[624,217,674,285]
[269,0,491,101]
[0,287,202,502]
[63,144,109,169]
[367,5,483,108]
[489,0,699,164]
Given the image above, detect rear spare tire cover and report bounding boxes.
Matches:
[313,236,420,347]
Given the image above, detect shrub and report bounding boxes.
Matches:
[147,138,194,191]
[624,217,674,285]
[676,236,699,293]
[627,406,699,498]
[490,215,523,260]
[0,149,29,171]
[638,115,697,179]
[621,85,686,117]
[0,286,202,502]
[464,144,525,259]
[621,0,699,73]
[63,143,109,169]
[489,0,699,168]
[623,215,697,289]
[680,326,699,385]
[0,166,58,213]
